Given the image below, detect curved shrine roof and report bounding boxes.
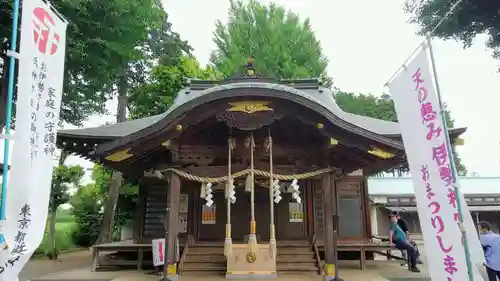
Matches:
[58,78,465,141]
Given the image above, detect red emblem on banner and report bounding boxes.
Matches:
[32,7,60,55]
[158,241,164,262]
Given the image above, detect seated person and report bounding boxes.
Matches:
[391,211,422,265]
[389,212,420,272]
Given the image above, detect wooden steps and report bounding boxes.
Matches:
[181,242,320,274]
[276,244,319,273]
[182,244,226,272]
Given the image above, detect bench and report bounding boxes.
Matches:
[90,240,152,271]
[337,241,397,270]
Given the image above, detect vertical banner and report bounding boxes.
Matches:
[388,46,484,281]
[0,0,67,279]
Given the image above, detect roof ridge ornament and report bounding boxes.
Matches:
[226,56,262,80]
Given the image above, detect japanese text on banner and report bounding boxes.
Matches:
[387,47,470,281]
[0,0,67,280]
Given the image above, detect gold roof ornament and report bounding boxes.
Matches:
[329,138,339,146]
[161,140,171,147]
[367,147,395,159]
[454,138,465,146]
[105,148,133,162]
[246,56,255,76]
[227,101,273,114]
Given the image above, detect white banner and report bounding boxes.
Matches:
[0,0,67,279]
[388,45,484,281]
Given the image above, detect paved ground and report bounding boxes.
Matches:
[19,250,92,281]
[22,249,431,281]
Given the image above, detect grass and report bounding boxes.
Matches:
[34,209,77,256]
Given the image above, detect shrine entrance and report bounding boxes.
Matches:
[196,183,308,242]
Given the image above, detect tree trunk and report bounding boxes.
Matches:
[98,75,127,244]
[48,151,68,260]
[48,207,57,260]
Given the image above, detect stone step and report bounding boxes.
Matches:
[276,254,315,263]
[276,262,318,271]
[183,262,226,271]
[185,255,226,262]
[277,248,314,255]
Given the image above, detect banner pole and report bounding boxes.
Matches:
[0,0,22,248]
[426,35,474,281]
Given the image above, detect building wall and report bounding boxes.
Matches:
[476,211,500,232]
[372,205,500,236]
[375,206,388,236]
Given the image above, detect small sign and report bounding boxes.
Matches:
[288,202,304,223]
[152,238,166,266]
[202,205,216,224]
[152,237,180,267]
[179,214,187,233]
[179,194,189,213]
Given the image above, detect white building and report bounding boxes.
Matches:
[368,177,500,236]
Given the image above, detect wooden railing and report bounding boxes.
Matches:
[311,234,322,275]
[177,235,194,275]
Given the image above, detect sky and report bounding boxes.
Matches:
[57,0,500,182]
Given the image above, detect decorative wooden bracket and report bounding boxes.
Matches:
[104,148,133,162]
[227,101,273,114]
[367,147,395,159]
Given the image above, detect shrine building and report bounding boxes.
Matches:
[56,61,465,280]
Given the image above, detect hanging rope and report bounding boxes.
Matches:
[247,133,258,254]
[154,167,343,183]
[224,137,234,258]
[267,129,277,259]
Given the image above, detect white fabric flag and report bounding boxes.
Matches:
[388,44,485,281]
[0,0,67,279]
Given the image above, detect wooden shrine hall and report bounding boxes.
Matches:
[56,61,465,280]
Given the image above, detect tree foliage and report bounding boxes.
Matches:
[70,183,102,247]
[48,155,84,259]
[50,165,85,212]
[405,0,500,60]
[334,91,467,176]
[210,0,332,86]
[129,56,220,119]
[72,164,138,241]
[0,0,167,126]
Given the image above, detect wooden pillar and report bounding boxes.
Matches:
[163,173,180,281]
[322,173,338,280]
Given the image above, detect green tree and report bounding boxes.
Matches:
[97,8,192,244]
[129,56,220,118]
[210,0,332,86]
[405,0,500,61]
[48,151,84,259]
[70,183,103,247]
[334,91,467,176]
[0,0,166,127]
[90,165,137,229]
